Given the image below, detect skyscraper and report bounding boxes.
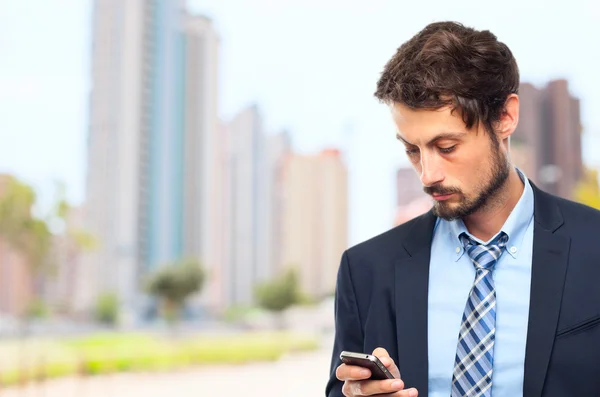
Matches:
[180,13,222,312]
[265,131,292,279]
[83,0,220,317]
[221,104,269,307]
[279,149,348,299]
[210,116,292,311]
[82,0,151,314]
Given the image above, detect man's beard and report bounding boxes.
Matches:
[425,137,511,221]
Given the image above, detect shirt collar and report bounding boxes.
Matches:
[448,167,534,261]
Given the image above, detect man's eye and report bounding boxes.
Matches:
[405,148,419,156]
[438,145,456,154]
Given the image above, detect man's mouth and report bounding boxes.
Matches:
[431,192,454,201]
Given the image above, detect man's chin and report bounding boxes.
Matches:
[432,201,468,221]
[433,210,461,221]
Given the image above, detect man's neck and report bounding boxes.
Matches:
[463,168,525,242]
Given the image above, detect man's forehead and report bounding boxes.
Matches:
[391,104,475,144]
[391,103,466,127]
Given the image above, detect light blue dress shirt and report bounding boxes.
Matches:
[427,169,534,397]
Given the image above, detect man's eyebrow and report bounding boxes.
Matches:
[395,134,413,145]
[396,132,466,146]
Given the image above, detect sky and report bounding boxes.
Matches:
[1,0,599,245]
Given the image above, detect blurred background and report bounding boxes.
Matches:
[0,0,599,395]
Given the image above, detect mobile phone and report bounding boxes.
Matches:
[339,351,396,380]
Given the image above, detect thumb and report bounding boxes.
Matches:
[372,347,391,361]
[372,347,401,378]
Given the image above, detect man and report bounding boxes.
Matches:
[326,21,600,397]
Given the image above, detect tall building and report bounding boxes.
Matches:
[514,80,583,198]
[83,0,220,317]
[82,0,146,313]
[511,83,542,181]
[175,13,222,312]
[221,105,269,307]
[142,0,188,277]
[279,149,348,299]
[206,120,231,311]
[266,131,292,279]
[211,118,291,311]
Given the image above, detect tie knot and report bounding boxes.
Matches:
[459,232,508,270]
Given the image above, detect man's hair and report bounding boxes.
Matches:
[374,21,519,134]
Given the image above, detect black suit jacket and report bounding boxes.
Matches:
[326,183,600,397]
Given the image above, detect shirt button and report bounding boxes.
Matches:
[510,246,517,253]
[456,247,461,253]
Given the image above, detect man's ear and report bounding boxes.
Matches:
[497,94,519,141]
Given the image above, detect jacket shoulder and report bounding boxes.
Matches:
[553,195,600,236]
[555,196,600,220]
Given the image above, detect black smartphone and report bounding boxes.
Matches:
[339,351,396,380]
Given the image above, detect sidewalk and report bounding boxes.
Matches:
[0,339,335,397]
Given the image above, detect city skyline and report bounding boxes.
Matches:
[1,0,599,249]
[63,0,352,316]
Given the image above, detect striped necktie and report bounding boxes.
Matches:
[451,231,508,397]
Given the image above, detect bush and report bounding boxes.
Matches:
[255,267,304,313]
[94,292,119,326]
[145,259,206,323]
[222,305,257,323]
[25,298,50,319]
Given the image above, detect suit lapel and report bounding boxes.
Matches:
[395,210,437,397]
[523,183,570,397]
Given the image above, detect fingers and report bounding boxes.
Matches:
[392,388,419,397]
[336,363,372,381]
[342,379,416,396]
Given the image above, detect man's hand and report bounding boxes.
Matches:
[335,347,418,396]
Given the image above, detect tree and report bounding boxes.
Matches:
[0,176,55,381]
[254,267,304,328]
[50,180,96,251]
[0,176,51,272]
[0,176,95,318]
[0,176,52,323]
[145,259,206,324]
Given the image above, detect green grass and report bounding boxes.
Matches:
[0,331,319,387]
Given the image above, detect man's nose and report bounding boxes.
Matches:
[419,153,444,187]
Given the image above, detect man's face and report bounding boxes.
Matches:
[391,103,510,221]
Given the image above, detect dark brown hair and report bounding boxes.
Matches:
[374,21,519,134]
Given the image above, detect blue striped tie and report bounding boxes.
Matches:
[451,231,508,397]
